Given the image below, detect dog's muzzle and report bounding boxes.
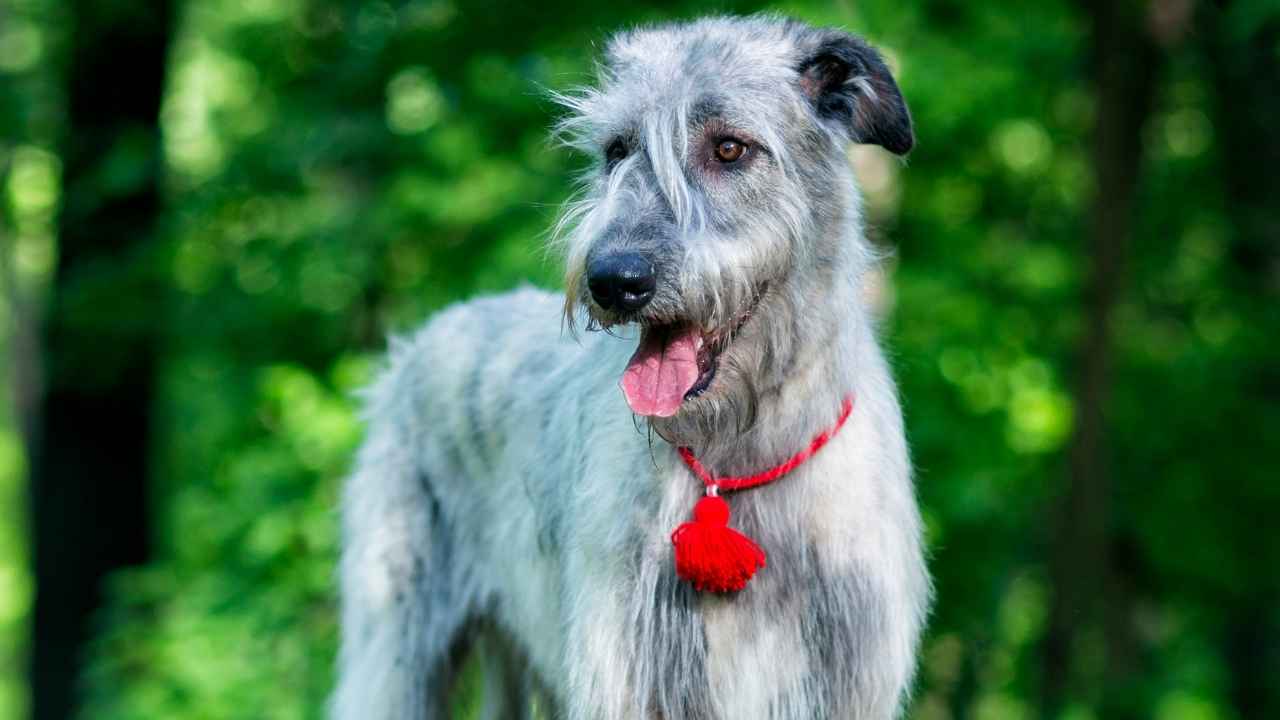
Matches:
[586,252,656,314]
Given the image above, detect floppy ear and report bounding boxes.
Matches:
[798,32,914,155]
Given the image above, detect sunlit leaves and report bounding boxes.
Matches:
[385,66,446,135]
[992,119,1054,176]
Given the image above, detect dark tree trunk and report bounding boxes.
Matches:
[1223,607,1279,719]
[1041,0,1160,716]
[28,2,172,718]
[1209,14,1280,291]
[1207,13,1280,719]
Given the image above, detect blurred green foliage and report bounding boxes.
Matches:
[1,0,62,715]
[1,0,1277,718]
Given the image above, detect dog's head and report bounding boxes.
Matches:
[553,15,912,426]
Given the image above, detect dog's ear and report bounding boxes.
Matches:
[797,32,914,155]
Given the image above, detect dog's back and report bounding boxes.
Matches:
[335,286,663,716]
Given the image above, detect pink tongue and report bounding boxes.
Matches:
[622,328,702,417]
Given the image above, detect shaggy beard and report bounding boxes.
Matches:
[564,278,807,448]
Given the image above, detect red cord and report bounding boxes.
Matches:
[677,395,854,492]
[669,395,855,592]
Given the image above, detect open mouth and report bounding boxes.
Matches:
[620,290,763,418]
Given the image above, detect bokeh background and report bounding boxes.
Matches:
[1,0,1277,718]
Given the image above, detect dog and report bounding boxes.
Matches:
[331,15,930,720]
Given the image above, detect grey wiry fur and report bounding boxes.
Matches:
[332,15,930,720]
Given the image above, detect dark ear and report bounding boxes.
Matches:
[798,32,914,155]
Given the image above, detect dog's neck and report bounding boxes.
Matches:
[653,222,871,476]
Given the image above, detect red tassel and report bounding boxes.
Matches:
[671,495,766,592]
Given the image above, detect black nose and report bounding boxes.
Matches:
[587,253,656,313]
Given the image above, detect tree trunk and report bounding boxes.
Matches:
[1041,1,1160,716]
[28,2,172,718]
[1207,13,1280,719]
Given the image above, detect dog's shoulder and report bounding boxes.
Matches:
[368,285,618,416]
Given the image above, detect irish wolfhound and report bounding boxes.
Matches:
[332,15,929,720]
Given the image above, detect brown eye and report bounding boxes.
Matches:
[605,139,628,167]
[714,138,746,163]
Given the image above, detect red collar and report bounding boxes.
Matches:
[669,395,855,593]
[676,394,855,492]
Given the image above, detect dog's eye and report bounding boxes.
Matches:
[713,138,746,163]
[605,139,628,167]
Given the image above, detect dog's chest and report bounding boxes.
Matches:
[634,533,868,717]
[603,440,882,716]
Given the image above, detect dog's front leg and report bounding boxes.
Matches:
[558,552,653,720]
